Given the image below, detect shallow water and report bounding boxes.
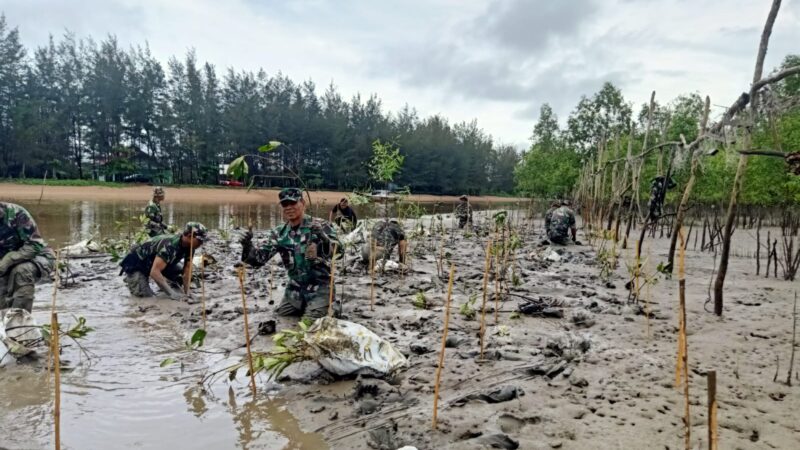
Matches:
[0,268,328,449]
[15,198,520,248]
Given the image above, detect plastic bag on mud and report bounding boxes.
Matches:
[303,317,407,376]
[1,308,42,366]
[61,239,102,257]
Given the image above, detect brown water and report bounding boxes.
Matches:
[15,198,519,248]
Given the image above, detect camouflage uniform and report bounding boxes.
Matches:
[544,205,558,235]
[362,219,406,263]
[547,206,577,245]
[647,176,676,220]
[145,200,167,237]
[0,202,55,312]
[454,198,473,229]
[242,210,341,319]
[119,234,188,297]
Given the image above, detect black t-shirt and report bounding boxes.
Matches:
[331,204,357,222]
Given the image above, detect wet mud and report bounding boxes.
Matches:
[1,209,799,449]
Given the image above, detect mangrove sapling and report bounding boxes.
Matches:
[432,264,455,430]
[788,293,797,386]
[479,239,493,359]
[236,267,257,396]
[459,294,477,320]
[412,292,428,310]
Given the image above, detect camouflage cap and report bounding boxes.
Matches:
[278,187,303,203]
[459,195,468,201]
[153,186,165,197]
[184,221,208,242]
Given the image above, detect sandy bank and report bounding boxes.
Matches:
[0,183,523,205]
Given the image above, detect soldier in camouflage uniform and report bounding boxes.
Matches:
[145,186,168,237]
[240,188,341,319]
[647,176,676,220]
[454,195,473,229]
[547,202,577,245]
[0,203,55,312]
[361,219,407,265]
[119,222,208,300]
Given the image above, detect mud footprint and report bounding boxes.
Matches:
[498,413,541,433]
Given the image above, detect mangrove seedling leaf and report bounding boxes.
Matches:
[160,357,178,367]
[190,329,207,348]
[258,141,283,153]
[227,156,249,180]
[228,368,238,382]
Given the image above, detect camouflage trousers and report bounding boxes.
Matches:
[277,283,340,319]
[124,272,156,297]
[360,243,393,264]
[547,230,570,246]
[0,262,43,312]
[457,215,470,229]
[146,221,168,238]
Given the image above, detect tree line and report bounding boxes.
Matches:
[515,55,800,208]
[0,15,518,194]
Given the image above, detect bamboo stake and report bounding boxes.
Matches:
[185,230,195,295]
[236,267,257,397]
[369,239,376,311]
[788,293,797,386]
[328,243,338,317]
[200,256,207,329]
[676,229,690,450]
[494,246,501,325]
[479,239,493,359]
[432,264,456,429]
[707,370,718,450]
[52,312,61,450]
[47,250,62,378]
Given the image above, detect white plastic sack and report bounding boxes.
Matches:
[546,249,562,262]
[61,239,102,256]
[303,317,407,376]
[0,308,42,366]
[340,221,367,247]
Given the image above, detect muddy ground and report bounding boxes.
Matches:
[6,209,800,449]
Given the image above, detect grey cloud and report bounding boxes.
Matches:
[478,0,599,53]
[2,0,145,47]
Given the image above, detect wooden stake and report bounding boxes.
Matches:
[676,228,690,450]
[788,293,797,386]
[479,239,493,359]
[200,256,207,329]
[52,312,61,450]
[494,247,501,325]
[369,239,376,311]
[432,264,456,429]
[707,370,718,450]
[185,230,195,295]
[236,267,257,397]
[328,243,338,317]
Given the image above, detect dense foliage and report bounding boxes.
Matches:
[516,57,800,207]
[0,16,517,194]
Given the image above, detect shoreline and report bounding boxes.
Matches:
[0,183,525,205]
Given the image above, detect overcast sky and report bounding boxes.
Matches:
[3,0,799,148]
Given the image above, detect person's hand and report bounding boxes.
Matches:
[168,289,187,301]
[305,242,318,260]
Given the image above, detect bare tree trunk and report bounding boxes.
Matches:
[714,0,782,316]
[666,99,710,272]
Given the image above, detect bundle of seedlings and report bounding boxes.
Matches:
[222,317,408,383]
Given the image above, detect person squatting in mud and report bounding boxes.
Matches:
[547,201,578,245]
[544,201,561,235]
[145,186,168,237]
[454,195,473,229]
[240,187,342,319]
[329,197,357,231]
[119,222,208,301]
[361,218,407,267]
[0,202,55,312]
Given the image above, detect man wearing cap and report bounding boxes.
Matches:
[0,202,56,312]
[119,222,208,300]
[145,187,168,237]
[362,219,407,267]
[240,188,341,319]
[454,195,473,229]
